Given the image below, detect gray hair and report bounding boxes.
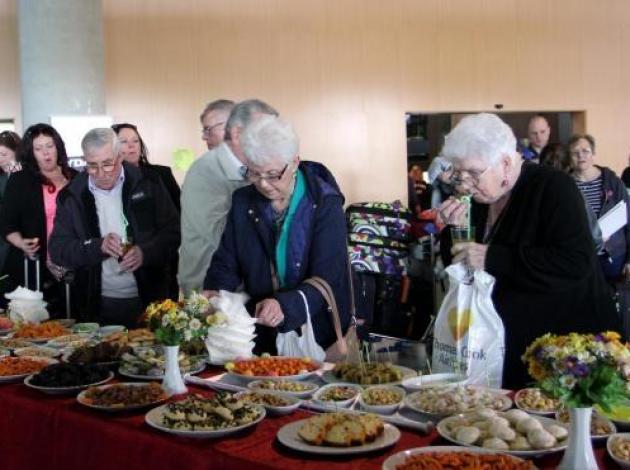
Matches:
[240,115,299,166]
[441,113,518,166]
[81,128,119,157]
[199,99,235,122]
[225,99,279,141]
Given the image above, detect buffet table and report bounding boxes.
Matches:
[0,368,616,470]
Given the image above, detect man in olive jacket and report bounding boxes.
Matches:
[49,128,180,326]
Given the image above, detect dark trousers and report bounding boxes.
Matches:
[98,296,144,329]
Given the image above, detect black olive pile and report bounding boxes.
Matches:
[30,364,109,387]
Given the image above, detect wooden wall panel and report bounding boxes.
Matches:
[0,0,20,129]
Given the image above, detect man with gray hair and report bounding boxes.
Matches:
[49,128,180,326]
[200,99,234,150]
[178,99,278,295]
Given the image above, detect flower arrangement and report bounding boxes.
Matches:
[522,331,630,410]
[143,293,211,346]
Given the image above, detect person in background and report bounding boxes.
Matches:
[200,99,234,151]
[0,131,22,277]
[621,153,630,188]
[522,115,551,163]
[179,99,278,295]
[203,115,350,354]
[427,156,454,208]
[569,134,630,337]
[112,122,180,298]
[49,128,180,327]
[438,113,619,389]
[112,123,181,211]
[0,124,76,315]
[407,164,429,214]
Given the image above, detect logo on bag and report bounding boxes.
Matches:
[447,307,472,341]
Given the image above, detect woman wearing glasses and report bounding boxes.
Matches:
[0,124,76,313]
[438,114,619,389]
[203,115,351,354]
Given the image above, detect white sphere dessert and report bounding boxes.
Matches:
[516,417,543,434]
[488,422,516,441]
[472,408,497,420]
[455,426,481,445]
[482,437,509,450]
[545,424,568,440]
[527,428,557,449]
[488,416,510,428]
[510,435,532,450]
[505,408,530,425]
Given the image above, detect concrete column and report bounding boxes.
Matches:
[18,0,105,128]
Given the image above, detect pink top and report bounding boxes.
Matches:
[42,184,60,245]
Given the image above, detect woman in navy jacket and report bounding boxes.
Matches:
[204,115,351,354]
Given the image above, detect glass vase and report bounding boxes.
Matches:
[557,407,599,470]
[161,344,187,395]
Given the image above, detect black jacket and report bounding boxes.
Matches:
[597,166,630,276]
[145,164,181,213]
[0,169,77,285]
[48,163,180,320]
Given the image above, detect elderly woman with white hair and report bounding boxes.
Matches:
[203,115,351,354]
[439,113,619,389]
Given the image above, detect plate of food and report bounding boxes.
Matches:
[382,445,536,470]
[404,385,512,421]
[24,363,114,394]
[0,338,35,350]
[514,388,560,415]
[556,407,616,441]
[247,379,319,398]
[118,347,206,379]
[0,356,58,383]
[358,385,405,415]
[46,334,93,349]
[102,328,155,348]
[277,412,399,455]
[234,391,301,416]
[313,383,363,408]
[145,392,266,438]
[322,362,416,386]
[596,402,630,430]
[225,356,323,382]
[401,373,467,391]
[11,321,71,343]
[14,345,61,358]
[437,408,569,458]
[77,382,170,412]
[607,433,630,469]
[62,341,132,367]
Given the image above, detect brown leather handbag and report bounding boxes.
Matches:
[303,276,360,363]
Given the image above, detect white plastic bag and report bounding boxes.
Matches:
[431,263,505,388]
[276,290,326,362]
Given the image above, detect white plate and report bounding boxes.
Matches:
[321,365,417,386]
[607,433,630,469]
[401,373,466,391]
[118,361,206,380]
[555,409,616,441]
[359,385,405,414]
[0,356,59,383]
[437,413,568,458]
[145,403,266,438]
[226,357,324,383]
[77,382,171,412]
[46,334,92,348]
[247,379,320,398]
[514,388,559,416]
[234,391,301,416]
[382,445,531,470]
[24,370,114,395]
[14,346,61,358]
[98,325,126,337]
[313,382,363,408]
[404,387,512,421]
[277,419,400,455]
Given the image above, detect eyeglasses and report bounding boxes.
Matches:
[450,165,492,186]
[202,122,225,136]
[85,157,119,174]
[244,164,289,183]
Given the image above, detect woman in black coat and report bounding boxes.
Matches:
[0,124,76,314]
[112,123,180,298]
[439,113,620,390]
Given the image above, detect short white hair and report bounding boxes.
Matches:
[240,115,299,166]
[81,128,119,158]
[441,113,518,166]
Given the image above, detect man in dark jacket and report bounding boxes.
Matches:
[49,128,180,327]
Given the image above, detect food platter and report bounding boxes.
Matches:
[277,419,400,455]
[401,373,466,391]
[321,365,417,386]
[555,408,617,441]
[607,433,630,469]
[14,346,61,358]
[247,379,320,398]
[77,382,171,412]
[145,403,266,438]
[234,391,301,416]
[24,370,114,395]
[118,360,206,380]
[437,413,569,458]
[226,357,323,383]
[382,445,534,470]
[514,388,560,416]
[0,356,58,383]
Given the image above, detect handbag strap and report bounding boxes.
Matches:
[303,277,344,344]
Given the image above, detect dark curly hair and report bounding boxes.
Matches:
[20,123,73,191]
[111,123,149,166]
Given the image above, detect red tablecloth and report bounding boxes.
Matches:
[0,369,618,470]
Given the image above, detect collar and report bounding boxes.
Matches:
[217,143,246,181]
[88,166,125,195]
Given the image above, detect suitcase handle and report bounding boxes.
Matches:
[23,255,41,292]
